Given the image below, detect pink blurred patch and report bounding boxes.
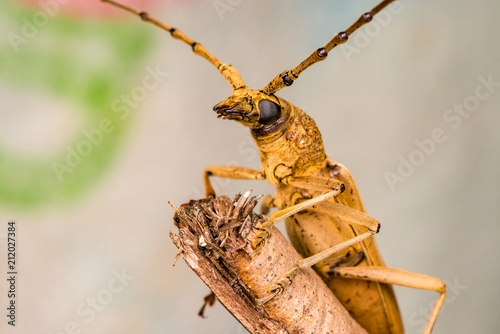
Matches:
[15,0,183,18]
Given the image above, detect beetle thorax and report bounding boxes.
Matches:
[251,100,327,185]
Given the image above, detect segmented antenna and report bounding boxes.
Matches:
[102,0,397,95]
[261,0,397,95]
[101,0,246,90]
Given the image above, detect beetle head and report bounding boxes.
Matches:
[213,88,283,129]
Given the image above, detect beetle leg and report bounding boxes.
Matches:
[257,200,383,301]
[256,266,301,305]
[203,165,265,197]
[257,251,362,305]
[260,194,275,215]
[254,195,381,256]
[315,250,365,277]
[288,201,381,269]
[331,266,446,334]
[256,231,375,305]
[251,179,345,255]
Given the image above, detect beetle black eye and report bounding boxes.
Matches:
[258,99,281,125]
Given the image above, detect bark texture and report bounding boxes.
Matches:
[170,191,367,334]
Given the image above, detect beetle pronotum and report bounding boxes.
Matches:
[102,0,447,333]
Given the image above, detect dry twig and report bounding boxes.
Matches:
[170,191,367,334]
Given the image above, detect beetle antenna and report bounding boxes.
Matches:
[101,0,246,90]
[261,0,397,95]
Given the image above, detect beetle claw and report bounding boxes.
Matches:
[250,223,273,256]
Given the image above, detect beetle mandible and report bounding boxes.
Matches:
[102,1,447,333]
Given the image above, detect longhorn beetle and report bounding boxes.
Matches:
[102,1,447,333]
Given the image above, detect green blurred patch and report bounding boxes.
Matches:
[0,1,156,210]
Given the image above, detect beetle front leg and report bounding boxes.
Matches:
[260,194,275,215]
[203,165,265,197]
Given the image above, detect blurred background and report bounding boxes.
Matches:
[0,0,499,333]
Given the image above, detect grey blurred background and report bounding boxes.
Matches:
[0,0,499,333]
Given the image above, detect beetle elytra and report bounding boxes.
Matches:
[102,0,447,333]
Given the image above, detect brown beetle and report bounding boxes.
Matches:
[102,1,446,333]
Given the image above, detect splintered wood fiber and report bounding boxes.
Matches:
[170,192,367,334]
